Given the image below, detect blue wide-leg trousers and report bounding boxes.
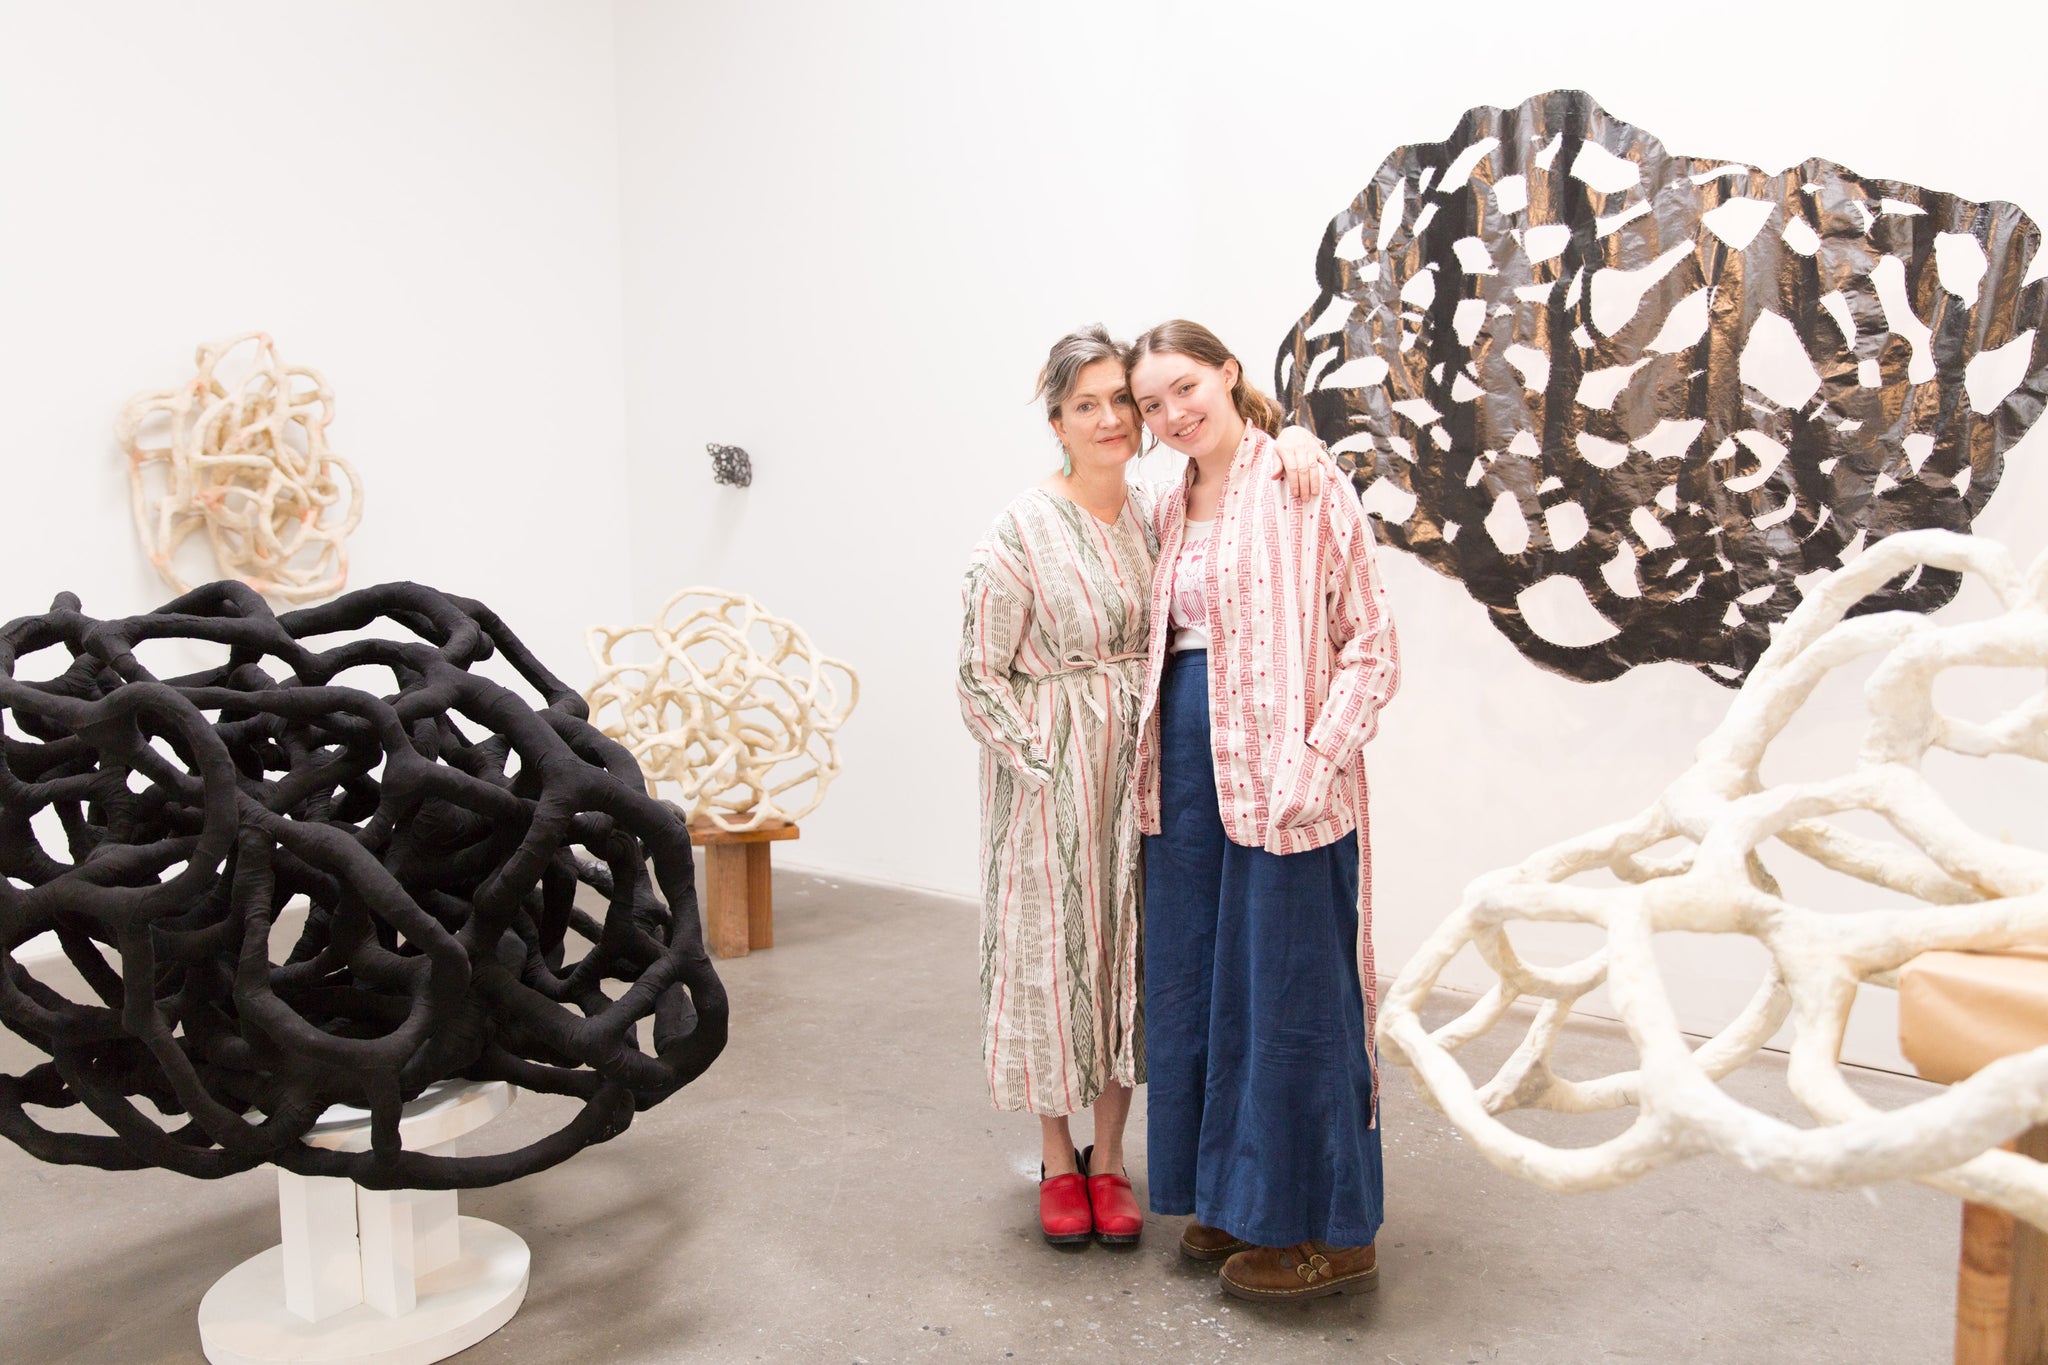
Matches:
[1142,649,1383,1248]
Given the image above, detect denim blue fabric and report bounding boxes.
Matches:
[1142,649,1383,1248]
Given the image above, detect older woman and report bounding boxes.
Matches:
[957,325,1325,1247]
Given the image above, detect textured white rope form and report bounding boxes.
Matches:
[117,333,363,606]
[585,588,859,832]
[1378,528,2048,1229]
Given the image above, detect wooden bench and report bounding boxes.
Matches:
[1899,948,2048,1365]
[687,816,799,959]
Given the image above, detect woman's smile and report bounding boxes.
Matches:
[1052,356,1142,470]
[1130,352,1244,465]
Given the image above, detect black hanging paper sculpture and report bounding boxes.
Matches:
[0,582,727,1189]
[707,443,752,488]
[1277,89,2048,684]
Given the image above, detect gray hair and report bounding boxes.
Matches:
[1034,325,1128,420]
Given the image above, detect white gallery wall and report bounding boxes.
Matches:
[0,0,633,691]
[1,2,2041,1068]
[614,0,2048,1067]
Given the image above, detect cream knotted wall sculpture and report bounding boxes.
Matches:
[585,588,859,832]
[118,333,363,605]
[1378,528,2048,1229]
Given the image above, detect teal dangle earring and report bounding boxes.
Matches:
[1060,445,1073,477]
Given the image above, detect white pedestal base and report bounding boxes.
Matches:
[197,1082,527,1365]
[198,1216,528,1365]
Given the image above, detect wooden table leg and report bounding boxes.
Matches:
[687,815,796,959]
[1959,1199,2018,1365]
[1956,1126,2048,1365]
[745,842,773,950]
[703,842,750,959]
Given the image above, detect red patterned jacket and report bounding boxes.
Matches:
[1133,425,1401,856]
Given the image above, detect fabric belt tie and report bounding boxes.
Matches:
[1026,650,1147,728]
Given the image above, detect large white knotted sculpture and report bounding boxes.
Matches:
[585,588,858,832]
[118,333,363,605]
[1379,528,2048,1228]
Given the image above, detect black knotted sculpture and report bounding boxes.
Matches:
[0,581,727,1189]
[707,442,753,488]
[1277,89,2048,685]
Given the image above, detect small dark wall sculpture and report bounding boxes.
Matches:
[1277,89,2048,685]
[0,581,727,1189]
[708,443,752,488]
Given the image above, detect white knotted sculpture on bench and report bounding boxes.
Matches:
[1378,528,2048,1229]
[585,588,858,832]
[118,333,364,605]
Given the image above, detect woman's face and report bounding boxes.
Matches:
[1049,358,1140,472]
[1130,351,1242,463]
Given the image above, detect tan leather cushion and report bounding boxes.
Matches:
[1899,947,2048,1084]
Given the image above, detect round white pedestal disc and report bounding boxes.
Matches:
[197,1217,528,1365]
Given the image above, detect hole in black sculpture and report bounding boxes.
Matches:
[0,581,727,1189]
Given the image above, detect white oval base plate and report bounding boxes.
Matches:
[197,1216,528,1365]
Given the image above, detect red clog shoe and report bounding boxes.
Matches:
[1080,1144,1143,1246]
[1040,1149,1092,1245]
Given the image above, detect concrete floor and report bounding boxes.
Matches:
[3,870,1957,1363]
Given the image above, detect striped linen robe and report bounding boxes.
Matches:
[957,485,1155,1115]
[1132,426,1401,1072]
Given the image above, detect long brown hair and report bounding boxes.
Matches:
[1128,319,1285,437]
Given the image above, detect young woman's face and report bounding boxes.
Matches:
[1130,351,1242,463]
[1049,358,1140,471]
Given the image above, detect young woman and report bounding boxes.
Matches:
[956,326,1328,1247]
[1127,320,1400,1300]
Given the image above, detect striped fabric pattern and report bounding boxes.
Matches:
[1131,427,1401,1074]
[957,486,1156,1116]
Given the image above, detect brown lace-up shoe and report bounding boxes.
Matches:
[1178,1221,1250,1263]
[1219,1241,1377,1301]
